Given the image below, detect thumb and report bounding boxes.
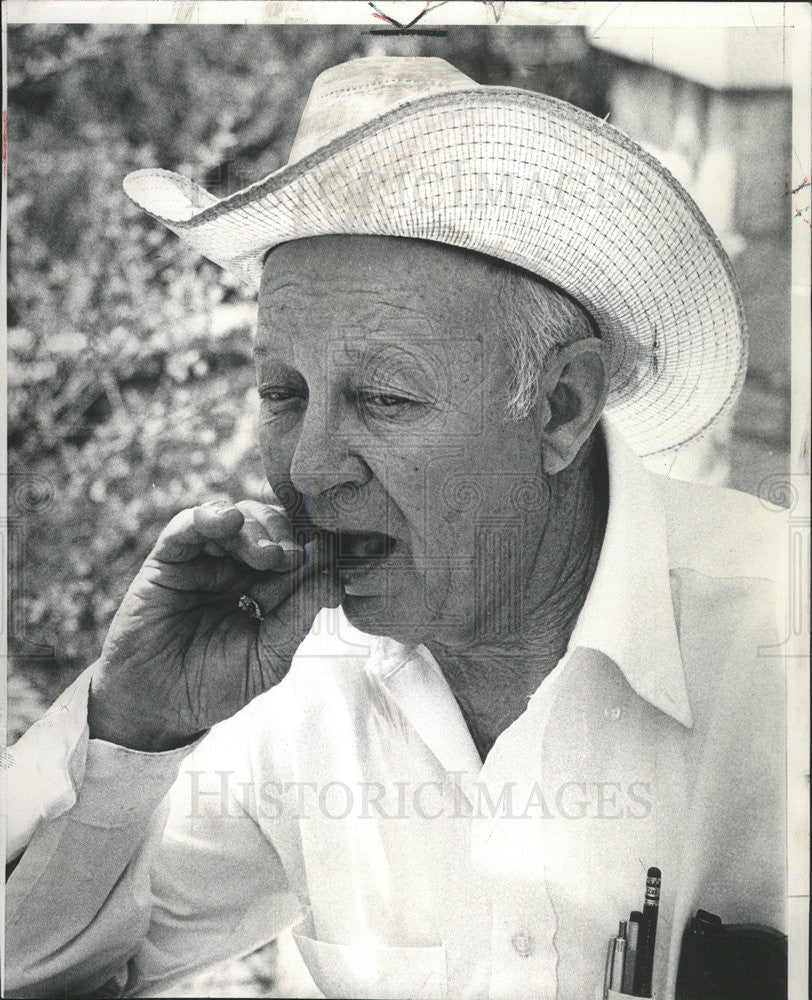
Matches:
[267,554,344,636]
[244,538,343,628]
[251,565,345,679]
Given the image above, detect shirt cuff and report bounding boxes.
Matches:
[70,736,202,828]
[6,663,204,858]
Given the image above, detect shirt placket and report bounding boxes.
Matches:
[470,657,573,1000]
[485,875,559,1000]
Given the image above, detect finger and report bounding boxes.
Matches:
[235,500,296,543]
[151,503,245,564]
[199,531,298,571]
[233,500,304,571]
[191,502,303,570]
[211,515,302,573]
[201,539,230,558]
[195,500,247,535]
[167,502,302,573]
[254,551,345,652]
[241,540,319,609]
[243,540,342,618]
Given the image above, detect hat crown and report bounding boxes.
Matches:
[288,56,477,163]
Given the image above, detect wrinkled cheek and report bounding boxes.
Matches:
[421,523,526,640]
[412,551,477,629]
[474,527,534,642]
[405,495,477,609]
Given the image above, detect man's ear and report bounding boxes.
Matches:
[537,339,609,475]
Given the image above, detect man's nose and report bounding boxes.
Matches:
[288,402,369,497]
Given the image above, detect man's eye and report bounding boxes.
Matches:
[258,387,302,403]
[359,391,413,408]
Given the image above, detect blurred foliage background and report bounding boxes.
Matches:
[6,24,611,740]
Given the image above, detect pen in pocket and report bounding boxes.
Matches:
[601,865,661,999]
[622,911,642,994]
[634,867,661,997]
[609,921,627,992]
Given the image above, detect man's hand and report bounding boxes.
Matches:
[87,498,343,752]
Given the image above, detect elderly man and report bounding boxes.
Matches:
[6,57,785,999]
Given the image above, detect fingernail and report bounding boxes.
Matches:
[278,539,304,553]
[257,538,275,548]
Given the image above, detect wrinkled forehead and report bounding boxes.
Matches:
[256,235,505,364]
[260,235,498,313]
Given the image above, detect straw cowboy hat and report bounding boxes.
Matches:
[123,56,746,457]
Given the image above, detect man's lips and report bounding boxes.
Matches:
[285,516,406,597]
[282,506,401,578]
[330,531,400,596]
[289,522,398,566]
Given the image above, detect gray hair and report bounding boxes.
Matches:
[489,261,598,420]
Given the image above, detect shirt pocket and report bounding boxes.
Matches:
[292,919,447,999]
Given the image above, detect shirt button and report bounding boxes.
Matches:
[511,930,535,957]
[603,705,622,721]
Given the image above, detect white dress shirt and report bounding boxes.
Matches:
[5,420,788,999]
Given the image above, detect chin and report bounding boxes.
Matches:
[340,595,429,647]
[340,594,472,651]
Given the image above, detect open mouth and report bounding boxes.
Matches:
[286,517,402,597]
[331,531,398,596]
[317,531,398,585]
[335,530,396,563]
[289,524,397,566]
[285,507,399,584]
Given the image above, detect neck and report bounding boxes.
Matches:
[427,433,608,760]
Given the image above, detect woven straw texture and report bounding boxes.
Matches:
[124,87,746,457]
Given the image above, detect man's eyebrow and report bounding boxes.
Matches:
[250,345,298,376]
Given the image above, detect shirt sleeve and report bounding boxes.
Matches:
[4,667,300,998]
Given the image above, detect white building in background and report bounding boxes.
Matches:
[587,26,792,255]
[587,26,793,485]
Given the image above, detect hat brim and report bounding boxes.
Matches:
[124,87,746,457]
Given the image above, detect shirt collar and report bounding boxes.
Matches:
[568,415,692,727]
